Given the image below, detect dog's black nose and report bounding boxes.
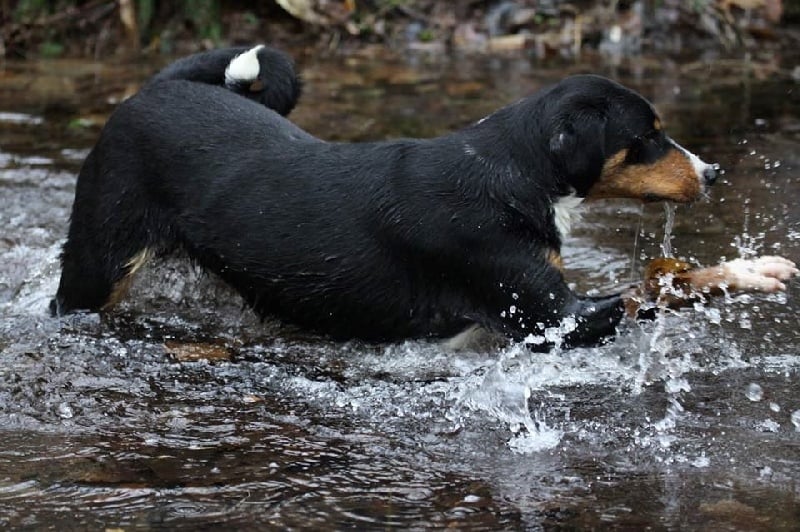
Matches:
[703,166,717,186]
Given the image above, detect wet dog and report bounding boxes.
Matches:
[51,46,798,348]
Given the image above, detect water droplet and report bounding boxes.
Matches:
[791,410,800,431]
[739,313,752,330]
[756,419,780,432]
[745,383,763,402]
[665,377,691,394]
[691,454,710,468]
[57,403,73,419]
[703,307,721,325]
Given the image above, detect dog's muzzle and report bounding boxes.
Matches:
[668,137,717,191]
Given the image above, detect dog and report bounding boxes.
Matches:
[51,45,798,349]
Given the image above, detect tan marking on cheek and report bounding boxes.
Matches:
[102,248,151,311]
[587,148,702,202]
[653,118,662,130]
[547,249,564,272]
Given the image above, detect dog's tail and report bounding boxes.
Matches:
[151,44,302,116]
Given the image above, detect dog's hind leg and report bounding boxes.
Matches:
[51,242,152,316]
[50,151,159,316]
[50,197,156,316]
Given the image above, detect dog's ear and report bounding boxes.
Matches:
[549,113,607,196]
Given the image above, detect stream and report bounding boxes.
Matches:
[1,50,799,529]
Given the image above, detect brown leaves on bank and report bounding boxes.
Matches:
[1,1,792,60]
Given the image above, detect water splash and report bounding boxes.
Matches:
[456,352,564,453]
[629,203,645,283]
[660,202,676,258]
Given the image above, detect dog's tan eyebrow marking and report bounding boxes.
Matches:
[653,118,662,130]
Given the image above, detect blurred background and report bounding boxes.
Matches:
[1,0,797,60]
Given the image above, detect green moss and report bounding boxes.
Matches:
[39,40,64,58]
[13,0,50,22]
[184,0,222,43]
[417,28,434,42]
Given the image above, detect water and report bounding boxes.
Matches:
[1,52,799,528]
[661,202,676,258]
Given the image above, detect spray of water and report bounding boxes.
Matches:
[660,202,676,258]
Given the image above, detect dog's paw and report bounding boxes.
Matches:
[722,256,799,292]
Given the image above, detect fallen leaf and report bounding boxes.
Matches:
[164,341,232,362]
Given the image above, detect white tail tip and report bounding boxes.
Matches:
[224,44,265,86]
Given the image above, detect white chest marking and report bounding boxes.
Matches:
[553,193,583,240]
[225,44,265,85]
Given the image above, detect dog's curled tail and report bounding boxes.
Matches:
[152,44,302,116]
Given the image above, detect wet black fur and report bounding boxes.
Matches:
[52,49,675,348]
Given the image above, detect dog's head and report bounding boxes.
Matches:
[543,75,716,203]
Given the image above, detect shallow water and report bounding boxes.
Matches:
[1,51,799,529]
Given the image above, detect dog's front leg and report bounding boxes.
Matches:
[559,293,627,348]
[480,265,627,349]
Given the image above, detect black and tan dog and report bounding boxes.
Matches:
[51,45,797,348]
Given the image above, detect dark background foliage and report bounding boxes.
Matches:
[1,0,798,59]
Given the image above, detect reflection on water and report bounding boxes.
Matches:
[1,51,799,528]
